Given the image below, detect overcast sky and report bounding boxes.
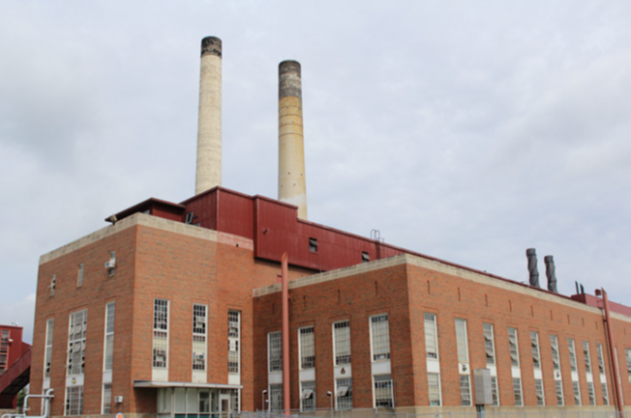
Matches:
[2,1,631,343]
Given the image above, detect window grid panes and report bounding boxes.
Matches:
[336,378,352,410]
[555,380,564,406]
[573,381,582,405]
[67,310,87,375]
[153,299,168,369]
[104,303,115,371]
[44,319,54,378]
[530,331,541,369]
[300,381,315,411]
[550,335,561,370]
[490,376,499,406]
[269,384,283,412]
[587,381,596,405]
[535,379,545,406]
[428,373,441,406]
[625,349,631,382]
[455,319,469,363]
[370,314,390,361]
[568,338,578,372]
[268,332,282,372]
[460,375,472,406]
[373,375,393,408]
[228,310,240,374]
[77,264,84,287]
[583,341,592,373]
[102,383,111,414]
[513,378,523,406]
[66,386,83,416]
[483,323,495,365]
[333,321,351,365]
[424,314,438,359]
[508,328,520,366]
[596,343,605,374]
[602,380,610,405]
[193,304,207,371]
[299,327,315,370]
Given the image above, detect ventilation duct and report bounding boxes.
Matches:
[526,248,540,288]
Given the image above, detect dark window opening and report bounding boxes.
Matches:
[309,238,318,253]
[185,212,195,224]
[362,251,370,263]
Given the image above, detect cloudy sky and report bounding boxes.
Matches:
[1,1,630,342]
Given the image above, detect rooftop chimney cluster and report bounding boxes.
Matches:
[525,248,558,293]
[194,37,309,219]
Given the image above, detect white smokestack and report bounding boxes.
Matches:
[195,36,222,195]
[278,60,308,219]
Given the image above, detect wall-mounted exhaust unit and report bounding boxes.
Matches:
[278,60,308,219]
[195,36,222,195]
[544,255,558,293]
[526,248,540,288]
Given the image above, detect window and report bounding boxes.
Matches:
[193,305,207,371]
[626,349,631,382]
[373,375,393,408]
[530,331,541,369]
[66,386,83,415]
[0,331,9,375]
[550,335,561,370]
[107,251,116,276]
[370,314,390,361]
[299,327,315,369]
[309,238,318,252]
[513,378,523,406]
[268,332,282,372]
[77,264,84,287]
[269,384,283,412]
[490,377,499,406]
[336,378,352,410]
[44,319,54,378]
[185,212,195,224]
[587,381,595,405]
[50,274,56,296]
[153,299,169,368]
[424,313,439,359]
[596,343,605,374]
[573,381,581,406]
[428,373,441,406]
[333,320,351,365]
[535,379,545,406]
[483,323,495,365]
[361,251,370,263]
[508,328,519,366]
[555,380,564,406]
[455,319,469,363]
[300,381,315,411]
[568,338,578,372]
[102,383,112,414]
[104,303,115,371]
[228,310,240,374]
[583,341,592,373]
[67,310,87,375]
[459,375,472,406]
[602,380,610,405]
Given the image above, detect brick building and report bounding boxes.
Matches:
[28,37,631,418]
[0,324,31,409]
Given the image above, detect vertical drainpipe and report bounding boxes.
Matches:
[281,252,290,416]
[195,36,222,195]
[600,288,625,418]
[278,61,308,219]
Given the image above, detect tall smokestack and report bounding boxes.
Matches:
[278,60,308,219]
[544,255,558,293]
[195,36,222,195]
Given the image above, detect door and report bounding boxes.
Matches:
[219,394,231,418]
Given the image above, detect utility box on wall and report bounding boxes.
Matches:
[474,369,492,405]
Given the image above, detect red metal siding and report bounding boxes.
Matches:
[216,189,254,239]
[184,190,218,230]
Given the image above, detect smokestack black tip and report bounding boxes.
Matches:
[279,60,301,76]
[201,36,222,58]
[526,248,536,256]
[544,255,554,263]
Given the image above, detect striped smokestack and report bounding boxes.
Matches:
[278,60,308,219]
[195,36,222,195]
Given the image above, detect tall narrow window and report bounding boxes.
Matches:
[228,310,240,374]
[67,310,87,375]
[508,328,522,406]
[299,327,315,369]
[513,378,523,406]
[490,377,499,407]
[568,338,578,372]
[483,323,495,365]
[335,378,352,410]
[370,314,390,361]
[424,313,438,359]
[0,331,8,375]
[102,383,112,414]
[587,382,596,405]
[44,319,54,378]
[428,373,441,406]
[50,274,56,296]
[104,303,115,371]
[269,384,283,412]
[77,264,84,287]
[193,304,207,371]
[530,331,541,369]
[66,386,83,416]
[535,378,545,406]
[268,332,282,372]
[550,335,564,406]
[333,320,351,365]
[572,381,582,406]
[583,341,592,373]
[568,338,581,405]
[626,349,631,383]
[300,381,316,411]
[597,343,609,405]
[153,299,169,369]
[455,319,471,406]
[508,328,519,367]
[373,375,394,408]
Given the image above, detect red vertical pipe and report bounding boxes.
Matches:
[602,288,625,418]
[281,252,290,417]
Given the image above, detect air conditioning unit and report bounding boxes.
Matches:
[114,396,124,404]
